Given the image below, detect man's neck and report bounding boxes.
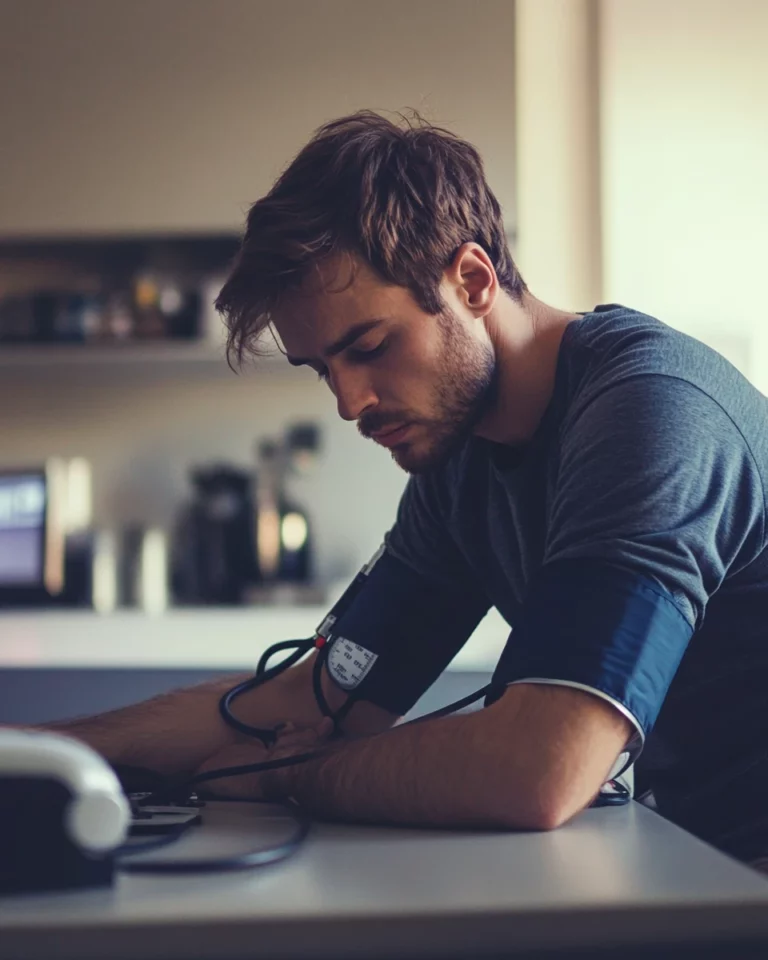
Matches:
[474,292,579,446]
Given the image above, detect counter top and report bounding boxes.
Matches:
[3,801,768,959]
[0,606,509,671]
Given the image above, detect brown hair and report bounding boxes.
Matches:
[216,110,525,365]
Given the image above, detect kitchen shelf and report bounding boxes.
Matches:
[0,341,295,378]
[0,341,226,367]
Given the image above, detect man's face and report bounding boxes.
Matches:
[274,257,496,473]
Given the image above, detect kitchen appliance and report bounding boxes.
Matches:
[253,424,319,588]
[0,730,130,894]
[172,464,256,605]
[0,465,63,606]
[171,424,320,606]
[0,458,105,609]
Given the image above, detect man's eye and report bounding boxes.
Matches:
[349,340,388,362]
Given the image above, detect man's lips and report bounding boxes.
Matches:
[368,422,413,447]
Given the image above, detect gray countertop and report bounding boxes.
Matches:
[2,801,768,959]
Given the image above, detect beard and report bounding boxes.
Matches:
[360,308,497,475]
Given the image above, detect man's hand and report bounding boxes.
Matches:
[194,718,335,800]
[44,651,396,780]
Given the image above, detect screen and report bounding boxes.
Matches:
[0,473,46,586]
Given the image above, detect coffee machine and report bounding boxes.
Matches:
[171,422,320,605]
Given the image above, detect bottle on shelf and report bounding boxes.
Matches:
[131,272,165,339]
[253,425,318,589]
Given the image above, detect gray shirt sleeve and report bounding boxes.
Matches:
[386,473,489,599]
[544,374,766,628]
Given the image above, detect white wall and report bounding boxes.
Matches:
[1,364,407,583]
[599,0,768,383]
[0,0,516,235]
[515,0,601,312]
[0,0,517,582]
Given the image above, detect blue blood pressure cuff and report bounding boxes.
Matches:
[319,547,490,716]
[487,558,694,762]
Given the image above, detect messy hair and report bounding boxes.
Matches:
[216,110,525,365]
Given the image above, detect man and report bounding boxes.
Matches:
[59,112,768,861]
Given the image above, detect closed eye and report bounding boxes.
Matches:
[314,339,389,382]
[347,340,389,363]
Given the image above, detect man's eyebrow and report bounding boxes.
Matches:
[285,319,385,367]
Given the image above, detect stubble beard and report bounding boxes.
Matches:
[392,310,497,475]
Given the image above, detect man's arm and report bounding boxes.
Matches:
[261,683,631,830]
[45,651,397,778]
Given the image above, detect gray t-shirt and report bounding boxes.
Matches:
[387,303,768,859]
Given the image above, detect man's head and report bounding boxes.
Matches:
[216,111,526,473]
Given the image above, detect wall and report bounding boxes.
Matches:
[514,0,601,312]
[599,0,768,383]
[1,364,408,584]
[0,0,516,235]
[0,0,517,582]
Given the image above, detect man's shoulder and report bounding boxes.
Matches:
[564,304,703,377]
[556,306,768,502]
[561,304,757,416]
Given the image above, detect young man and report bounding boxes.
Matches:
[60,113,768,862]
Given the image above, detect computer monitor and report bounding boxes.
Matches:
[0,466,64,605]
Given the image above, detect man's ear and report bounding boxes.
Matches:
[445,242,499,317]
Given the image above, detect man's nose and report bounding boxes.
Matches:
[332,368,377,422]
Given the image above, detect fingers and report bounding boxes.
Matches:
[276,718,334,735]
[193,740,274,798]
[196,741,268,773]
[273,717,334,748]
[317,717,335,737]
[272,725,330,756]
[193,718,335,801]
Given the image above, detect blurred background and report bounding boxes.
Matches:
[0,0,766,720]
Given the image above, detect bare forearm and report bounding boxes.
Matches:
[46,672,273,775]
[269,685,632,830]
[270,709,535,829]
[44,652,392,778]
[47,657,330,776]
